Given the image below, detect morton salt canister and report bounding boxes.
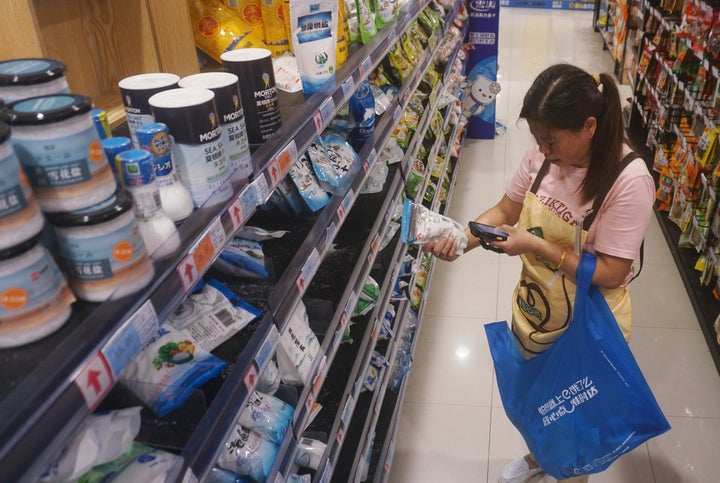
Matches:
[221,48,282,145]
[118,73,180,148]
[0,234,75,348]
[0,121,45,250]
[178,72,252,182]
[149,87,232,207]
[47,189,154,303]
[1,94,116,213]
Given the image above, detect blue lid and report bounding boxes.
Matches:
[0,58,66,86]
[2,94,92,125]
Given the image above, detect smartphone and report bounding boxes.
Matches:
[468,221,508,242]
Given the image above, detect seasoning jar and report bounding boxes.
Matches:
[47,189,155,302]
[0,121,45,250]
[2,94,117,213]
[0,234,75,348]
[0,58,70,102]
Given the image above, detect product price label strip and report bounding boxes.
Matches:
[177,217,226,293]
[72,300,159,410]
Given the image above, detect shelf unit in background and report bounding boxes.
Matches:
[0,0,199,127]
[594,0,645,84]
[0,1,470,481]
[608,0,720,375]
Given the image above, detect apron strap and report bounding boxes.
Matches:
[529,158,551,194]
[582,151,639,229]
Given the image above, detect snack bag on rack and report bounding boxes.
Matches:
[188,0,266,63]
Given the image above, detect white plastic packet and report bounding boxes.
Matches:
[400,199,468,255]
[40,407,142,482]
[217,425,279,482]
[277,300,321,386]
[237,391,294,444]
[107,447,179,483]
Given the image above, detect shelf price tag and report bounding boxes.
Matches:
[102,300,159,378]
[177,217,225,292]
[313,354,328,393]
[297,247,321,293]
[265,141,298,190]
[243,362,259,392]
[325,221,337,247]
[73,352,114,411]
[228,184,258,232]
[252,174,272,204]
[341,394,355,429]
[338,189,355,223]
[314,98,336,136]
[358,56,371,79]
[256,324,280,371]
[193,217,225,273]
[341,77,355,102]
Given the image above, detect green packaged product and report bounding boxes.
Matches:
[387,44,413,82]
[355,0,377,44]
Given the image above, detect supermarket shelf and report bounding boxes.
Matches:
[625,122,720,376]
[0,0,436,480]
[267,29,436,327]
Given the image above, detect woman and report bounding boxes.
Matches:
[424,64,655,482]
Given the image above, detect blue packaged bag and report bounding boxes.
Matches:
[485,253,670,479]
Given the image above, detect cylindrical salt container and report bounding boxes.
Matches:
[148,87,232,207]
[135,123,194,222]
[0,58,70,102]
[115,149,180,258]
[101,136,132,184]
[178,72,253,182]
[47,189,155,302]
[2,94,117,213]
[221,48,282,145]
[0,121,45,250]
[0,234,75,348]
[117,73,180,148]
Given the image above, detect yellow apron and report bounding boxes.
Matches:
[511,191,632,357]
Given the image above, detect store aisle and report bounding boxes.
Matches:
[389,7,720,483]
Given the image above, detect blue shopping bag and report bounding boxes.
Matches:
[485,253,670,479]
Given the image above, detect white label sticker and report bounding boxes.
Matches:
[102,301,159,378]
[253,174,271,204]
[297,247,321,292]
[177,253,200,293]
[74,353,114,411]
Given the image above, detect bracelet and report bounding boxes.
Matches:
[551,247,568,271]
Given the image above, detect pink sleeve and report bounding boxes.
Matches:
[589,159,656,260]
[506,144,543,203]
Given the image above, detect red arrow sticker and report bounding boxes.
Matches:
[177,253,199,293]
[74,353,113,410]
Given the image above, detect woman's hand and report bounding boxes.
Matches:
[492,225,541,256]
[422,237,461,261]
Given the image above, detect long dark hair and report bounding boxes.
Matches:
[519,64,626,204]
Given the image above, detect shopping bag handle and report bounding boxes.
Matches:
[576,252,596,297]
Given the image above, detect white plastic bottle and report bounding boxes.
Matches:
[115,149,181,258]
[135,123,194,222]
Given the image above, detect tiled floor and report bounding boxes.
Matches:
[389,7,720,483]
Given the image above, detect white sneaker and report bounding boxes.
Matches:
[498,457,545,483]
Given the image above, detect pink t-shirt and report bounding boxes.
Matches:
[506,143,655,264]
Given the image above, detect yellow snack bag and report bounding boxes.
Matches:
[261,0,290,56]
[282,0,293,54]
[237,1,268,49]
[188,0,266,63]
[337,0,350,67]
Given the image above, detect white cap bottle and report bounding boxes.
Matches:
[135,123,194,223]
[115,149,181,258]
